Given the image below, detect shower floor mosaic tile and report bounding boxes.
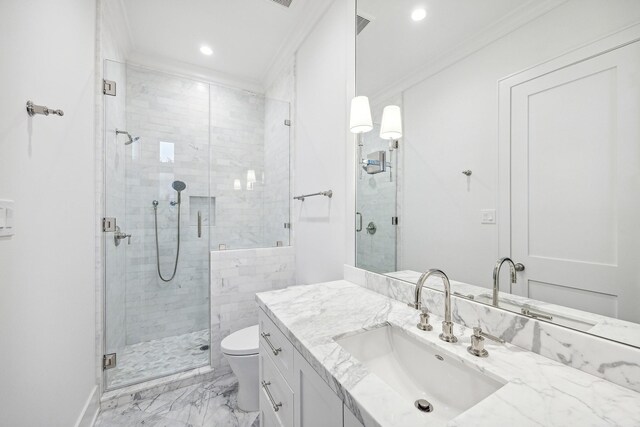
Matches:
[107,330,210,388]
[96,374,259,427]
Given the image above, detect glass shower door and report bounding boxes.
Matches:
[103,60,211,390]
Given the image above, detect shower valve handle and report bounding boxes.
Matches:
[114,226,132,246]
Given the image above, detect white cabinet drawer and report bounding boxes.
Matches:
[260,350,294,427]
[259,308,294,384]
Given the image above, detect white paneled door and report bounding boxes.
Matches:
[505,38,640,322]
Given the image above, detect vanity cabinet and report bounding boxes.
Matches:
[259,309,364,427]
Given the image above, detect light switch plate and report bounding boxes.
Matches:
[0,200,15,237]
[481,209,496,225]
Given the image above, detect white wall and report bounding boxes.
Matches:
[400,0,640,287]
[294,0,355,284]
[0,1,98,426]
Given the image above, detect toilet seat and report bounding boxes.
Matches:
[221,325,259,356]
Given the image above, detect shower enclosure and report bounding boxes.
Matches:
[103,60,290,390]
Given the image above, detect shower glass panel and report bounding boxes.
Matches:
[103,61,211,390]
[355,122,398,274]
[209,89,291,250]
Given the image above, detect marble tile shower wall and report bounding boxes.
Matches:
[104,60,127,354]
[124,66,211,344]
[210,247,296,374]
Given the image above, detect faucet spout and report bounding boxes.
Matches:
[493,257,518,306]
[412,269,457,343]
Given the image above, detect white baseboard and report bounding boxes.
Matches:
[75,385,100,427]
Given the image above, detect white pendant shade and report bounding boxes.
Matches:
[380,105,402,140]
[350,96,373,134]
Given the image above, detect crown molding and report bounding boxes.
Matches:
[262,0,336,90]
[368,0,568,106]
[126,51,264,94]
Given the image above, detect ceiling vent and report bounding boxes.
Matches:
[269,0,293,7]
[356,15,371,35]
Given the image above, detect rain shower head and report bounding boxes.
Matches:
[116,129,140,145]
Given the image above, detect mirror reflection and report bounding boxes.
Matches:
[355,0,640,347]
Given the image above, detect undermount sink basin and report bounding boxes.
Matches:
[474,294,596,332]
[335,324,505,423]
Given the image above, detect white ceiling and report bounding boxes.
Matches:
[121,0,313,88]
[356,0,541,96]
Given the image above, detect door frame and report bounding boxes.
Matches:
[497,23,640,273]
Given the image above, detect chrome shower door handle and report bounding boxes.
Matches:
[356,212,363,232]
[197,211,202,238]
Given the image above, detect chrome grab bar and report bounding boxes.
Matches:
[356,212,363,232]
[293,190,332,201]
[261,381,283,412]
[261,332,282,356]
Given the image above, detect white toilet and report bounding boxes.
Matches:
[221,324,260,412]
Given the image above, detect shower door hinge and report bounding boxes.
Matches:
[103,353,117,370]
[103,79,116,96]
[284,119,291,126]
[284,222,291,229]
[102,217,117,232]
[392,216,399,225]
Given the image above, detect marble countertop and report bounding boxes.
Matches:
[256,280,640,427]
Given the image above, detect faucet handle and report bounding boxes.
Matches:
[417,309,433,331]
[467,327,504,358]
[467,327,488,357]
[474,327,505,344]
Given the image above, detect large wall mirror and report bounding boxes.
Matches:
[355,0,640,348]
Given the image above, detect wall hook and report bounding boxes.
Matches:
[462,170,472,176]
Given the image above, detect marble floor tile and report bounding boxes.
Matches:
[96,374,259,427]
[107,330,210,389]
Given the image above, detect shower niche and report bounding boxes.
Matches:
[102,59,291,390]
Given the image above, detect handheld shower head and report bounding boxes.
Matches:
[172,180,186,204]
[172,181,186,192]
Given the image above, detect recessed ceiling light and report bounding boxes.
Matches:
[200,45,213,56]
[411,8,427,21]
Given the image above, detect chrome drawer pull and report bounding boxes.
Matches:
[261,380,283,412]
[261,332,282,356]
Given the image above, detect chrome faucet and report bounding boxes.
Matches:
[492,257,524,306]
[410,269,457,343]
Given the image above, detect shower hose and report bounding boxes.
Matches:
[153,201,181,282]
